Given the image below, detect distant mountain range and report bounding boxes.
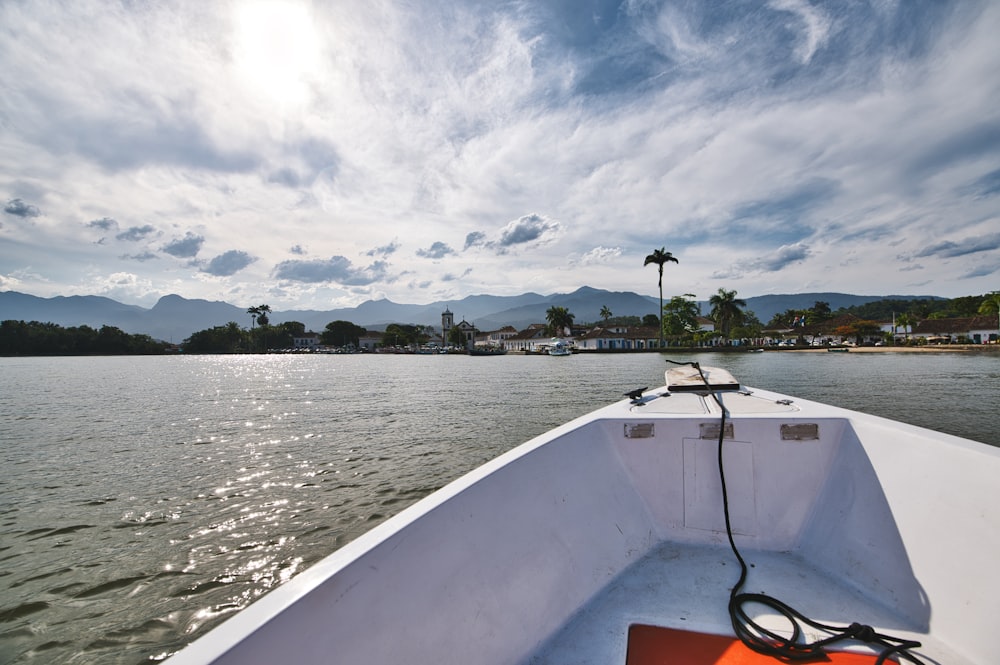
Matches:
[0,288,943,343]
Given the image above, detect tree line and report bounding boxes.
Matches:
[181,318,373,353]
[0,320,171,356]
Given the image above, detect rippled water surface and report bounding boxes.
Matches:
[1,351,997,663]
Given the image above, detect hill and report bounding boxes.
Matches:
[738,293,944,324]
[0,289,944,342]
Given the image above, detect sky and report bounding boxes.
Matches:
[2,0,999,310]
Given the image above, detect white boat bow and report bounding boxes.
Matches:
[166,364,999,665]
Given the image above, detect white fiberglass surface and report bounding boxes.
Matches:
[526,541,967,665]
[165,391,999,665]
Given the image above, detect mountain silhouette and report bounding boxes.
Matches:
[1,288,940,343]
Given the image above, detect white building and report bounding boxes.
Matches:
[292,332,321,350]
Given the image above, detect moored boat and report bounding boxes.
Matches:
[468,346,507,356]
[548,338,572,355]
[166,362,999,665]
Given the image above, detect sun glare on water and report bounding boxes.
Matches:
[233,0,321,106]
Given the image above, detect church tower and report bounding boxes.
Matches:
[442,308,454,341]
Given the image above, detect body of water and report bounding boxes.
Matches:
[1,350,998,664]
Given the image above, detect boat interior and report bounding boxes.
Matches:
[168,372,999,665]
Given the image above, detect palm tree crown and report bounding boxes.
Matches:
[709,288,746,338]
[545,306,574,337]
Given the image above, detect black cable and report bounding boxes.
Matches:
[667,360,926,664]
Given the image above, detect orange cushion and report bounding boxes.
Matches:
[626,624,889,664]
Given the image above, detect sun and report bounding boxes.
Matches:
[232,0,321,106]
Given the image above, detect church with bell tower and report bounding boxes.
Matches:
[442,307,477,349]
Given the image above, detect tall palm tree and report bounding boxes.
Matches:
[600,306,613,326]
[643,247,678,349]
[709,288,747,339]
[247,305,261,329]
[247,304,272,352]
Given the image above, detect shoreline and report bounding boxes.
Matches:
[780,344,1000,353]
[572,344,1000,355]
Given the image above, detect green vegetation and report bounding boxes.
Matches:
[661,295,700,337]
[182,319,314,353]
[0,320,170,355]
[978,291,1000,319]
[765,294,998,330]
[766,300,837,328]
[708,288,747,338]
[322,320,367,347]
[383,323,431,348]
[545,305,574,336]
[183,322,246,353]
[447,324,468,348]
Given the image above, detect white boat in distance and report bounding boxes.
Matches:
[166,363,999,665]
[548,338,572,355]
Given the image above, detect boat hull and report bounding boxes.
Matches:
[167,382,1000,665]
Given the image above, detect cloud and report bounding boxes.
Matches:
[162,233,205,258]
[498,213,560,247]
[915,232,1000,259]
[960,259,1000,279]
[458,216,561,256]
[116,225,156,242]
[748,242,812,272]
[121,251,158,262]
[86,271,159,305]
[4,198,41,218]
[87,217,118,231]
[714,242,812,279]
[577,246,623,265]
[268,168,302,187]
[416,241,455,259]
[49,107,258,174]
[290,244,306,255]
[202,250,257,276]
[732,178,840,224]
[273,256,388,285]
[767,0,834,65]
[960,167,1000,199]
[366,241,400,257]
[464,232,487,250]
[442,268,473,282]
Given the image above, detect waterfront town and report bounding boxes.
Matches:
[287,307,1000,354]
[4,293,998,356]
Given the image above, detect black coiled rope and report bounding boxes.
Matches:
[668,360,926,664]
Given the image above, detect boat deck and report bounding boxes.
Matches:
[165,379,999,665]
[530,541,965,664]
